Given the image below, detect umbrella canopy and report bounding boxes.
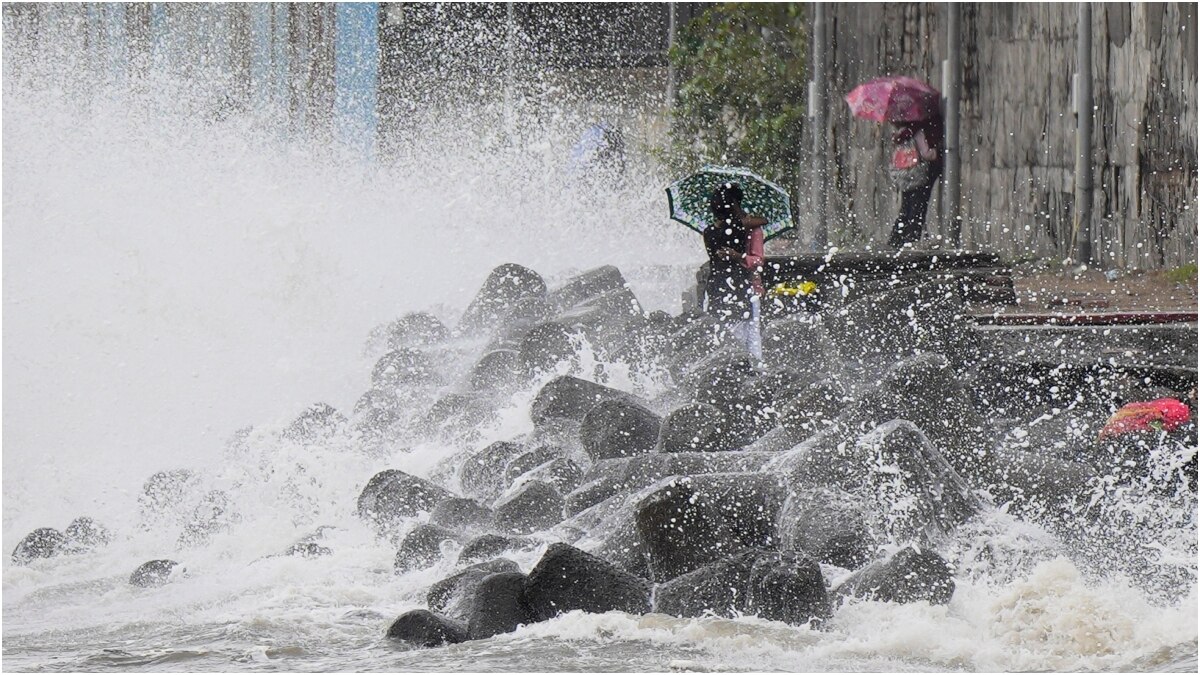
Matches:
[845,76,941,123]
[665,165,794,240]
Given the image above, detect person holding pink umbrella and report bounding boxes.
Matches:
[845,76,945,249]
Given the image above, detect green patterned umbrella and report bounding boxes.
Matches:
[666,165,794,240]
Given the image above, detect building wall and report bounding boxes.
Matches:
[815,2,1197,269]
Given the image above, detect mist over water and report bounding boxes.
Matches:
[4,10,1197,674]
[3,41,697,539]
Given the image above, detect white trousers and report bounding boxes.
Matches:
[705,291,762,362]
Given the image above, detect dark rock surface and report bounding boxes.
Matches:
[634,474,787,582]
[395,524,458,573]
[459,263,548,333]
[459,441,527,501]
[492,481,565,534]
[654,549,831,626]
[835,545,956,605]
[428,558,521,617]
[457,534,534,566]
[357,470,453,526]
[523,543,651,620]
[468,349,527,393]
[64,516,113,551]
[519,322,580,373]
[429,498,494,532]
[778,488,874,569]
[130,559,180,587]
[504,446,565,483]
[655,403,731,453]
[579,399,662,461]
[371,349,438,389]
[11,528,67,565]
[386,609,468,647]
[530,376,645,427]
[466,571,536,639]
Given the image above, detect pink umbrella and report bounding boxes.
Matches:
[845,76,941,123]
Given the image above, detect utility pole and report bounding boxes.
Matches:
[810,2,828,250]
[666,2,678,109]
[944,4,962,248]
[1072,2,1094,265]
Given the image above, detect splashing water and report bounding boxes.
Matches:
[4,10,1196,674]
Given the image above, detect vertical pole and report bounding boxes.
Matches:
[666,2,678,109]
[944,3,962,248]
[1073,2,1094,265]
[811,2,828,250]
[504,1,515,134]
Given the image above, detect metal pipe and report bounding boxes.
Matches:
[1073,2,1094,265]
[944,3,962,248]
[811,2,828,249]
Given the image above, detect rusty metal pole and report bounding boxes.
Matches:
[1072,2,1095,265]
[810,2,828,250]
[944,3,962,248]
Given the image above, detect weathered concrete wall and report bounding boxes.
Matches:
[814,2,1197,269]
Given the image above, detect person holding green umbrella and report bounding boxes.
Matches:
[667,166,793,363]
[702,182,768,362]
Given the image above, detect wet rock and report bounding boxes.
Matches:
[761,316,838,375]
[11,528,67,565]
[466,571,536,640]
[530,375,646,427]
[459,263,548,333]
[493,481,565,534]
[631,473,789,584]
[283,542,332,558]
[548,265,632,311]
[822,281,982,367]
[555,286,645,354]
[778,488,874,569]
[468,349,527,393]
[138,469,200,523]
[521,458,585,495]
[419,393,498,439]
[429,498,494,532]
[846,353,991,479]
[353,388,403,435]
[64,516,113,551]
[987,447,1098,517]
[371,348,438,389]
[835,545,956,605]
[564,452,777,516]
[428,558,522,617]
[370,312,450,352]
[519,321,580,374]
[523,543,651,620]
[282,402,347,442]
[457,534,534,566]
[665,314,726,378]
[857,421,981,544]
[579,399,662,461]
[356,470,453,526]
[654,548,830,626]
[777,380,851,440]
[177,489,239,548]
[504,446,565,483]
[385,609,468,648]
[655,403,732,453]
[459,441,527,501]
[129,559,180,587]
[744,550,832,625]
[395,524,459,573]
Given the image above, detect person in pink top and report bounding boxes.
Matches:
[702,183,767,362]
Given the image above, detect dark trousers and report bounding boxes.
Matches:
[889,162,943,249]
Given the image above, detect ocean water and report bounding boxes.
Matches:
[4,17,1198,674]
